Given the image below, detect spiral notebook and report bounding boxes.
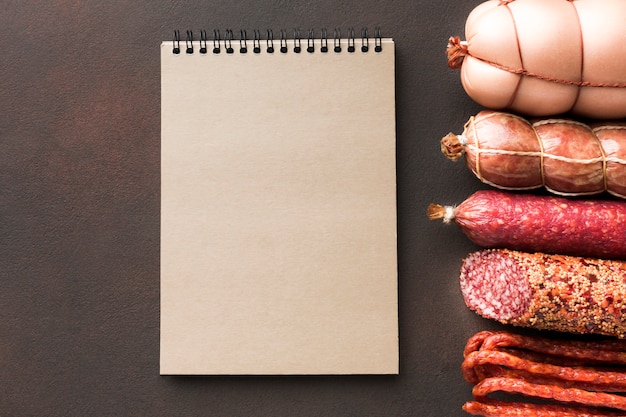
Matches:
[160,28,398,375]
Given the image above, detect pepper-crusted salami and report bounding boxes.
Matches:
[447,0,626,118]
[441,111,626,198]
[428,190,626,260]
[460,250,626,338]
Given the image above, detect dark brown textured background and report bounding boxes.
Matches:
[0,1,503,416]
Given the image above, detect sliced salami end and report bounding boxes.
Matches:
[460,250,531,322]
[460,249,626,338]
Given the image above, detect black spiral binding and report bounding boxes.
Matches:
[171,27,384,55]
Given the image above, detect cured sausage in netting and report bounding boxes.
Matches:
[441,111,626,198]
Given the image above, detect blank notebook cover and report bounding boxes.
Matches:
[160,29,398,375]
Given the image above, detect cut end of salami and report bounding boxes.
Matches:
[460,249,626,338]
[460,250,532,322]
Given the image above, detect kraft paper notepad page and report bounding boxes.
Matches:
[160,30,397,375]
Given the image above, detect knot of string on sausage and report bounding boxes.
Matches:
[446,36,468,69]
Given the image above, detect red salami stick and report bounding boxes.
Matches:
[428,190,626,260]
[460,250,626,338]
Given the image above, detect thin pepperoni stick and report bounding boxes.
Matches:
[473,377,626,410]
[462,331,626,416]
[463,349,626,391]
[468,365,626,394]
[480,332,626,357]
[463,400,626,417]
[465,331,626,363]
[483,349,618,370]
[463,330,499,357]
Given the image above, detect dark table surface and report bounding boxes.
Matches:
[0,1,508,416]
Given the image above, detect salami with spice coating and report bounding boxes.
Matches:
[460,249,626,338]
[441,111,626,198]
[428,190,626,260]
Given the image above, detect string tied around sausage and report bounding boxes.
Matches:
[446,36,468,70]
[440,131,467,161]
[426,203,457,224]
[440,112,626,198]
[446,36,626,88]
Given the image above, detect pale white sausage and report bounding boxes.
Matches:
[448,0,626,119]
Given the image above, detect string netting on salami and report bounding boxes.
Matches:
[441,111,626,198]
[447,0,626,119]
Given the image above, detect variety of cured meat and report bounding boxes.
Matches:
[441,111,626,198]
[437,1,626,415]
[447,0,626,118]
[428,190,626,260]
[463,330,626,416]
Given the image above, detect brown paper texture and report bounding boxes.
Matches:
[160,37,398,375]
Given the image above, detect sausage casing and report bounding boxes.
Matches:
[447,0,626,118]
[441,111,626,198]
[428,190,626,260]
